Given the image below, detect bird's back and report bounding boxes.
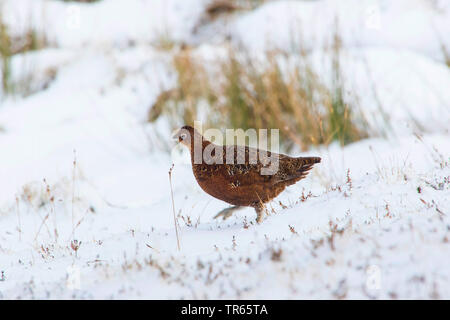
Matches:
[191,143,320,207]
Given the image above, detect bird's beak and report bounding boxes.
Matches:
[172,130,181,142]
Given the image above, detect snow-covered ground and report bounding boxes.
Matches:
[0,0,449,299]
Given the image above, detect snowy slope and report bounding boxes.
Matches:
[231,0,450,63]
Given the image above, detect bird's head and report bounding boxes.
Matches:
[172,125,201,149]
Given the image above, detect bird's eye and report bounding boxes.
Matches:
[180,133,187,140]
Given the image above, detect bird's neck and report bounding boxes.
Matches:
[189,137,213,164]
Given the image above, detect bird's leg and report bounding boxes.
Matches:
[254,204,266,224]
[214,206,244,220]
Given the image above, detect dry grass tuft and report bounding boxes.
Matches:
[204,0,267,20]
[149,37,370,150]
[205,0,240,20]
[148,48,218,128]
[0,12,48,97]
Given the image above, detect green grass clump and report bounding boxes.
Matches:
[148,39,370,150]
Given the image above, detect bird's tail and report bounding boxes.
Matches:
[282,156,321,186]
[300,156,321,165]
[296,156,321,176]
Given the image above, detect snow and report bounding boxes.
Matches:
[0,0,449,299]
[231,0,450,63]
[1,0,207,48]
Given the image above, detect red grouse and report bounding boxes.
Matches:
[174,126,321,223]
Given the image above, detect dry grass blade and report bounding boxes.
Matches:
[71,150,77,239]
[15,196,21,241]
[169,164,181,251]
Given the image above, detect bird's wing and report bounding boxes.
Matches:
[272,156,321,185]
[217,145,272,185]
